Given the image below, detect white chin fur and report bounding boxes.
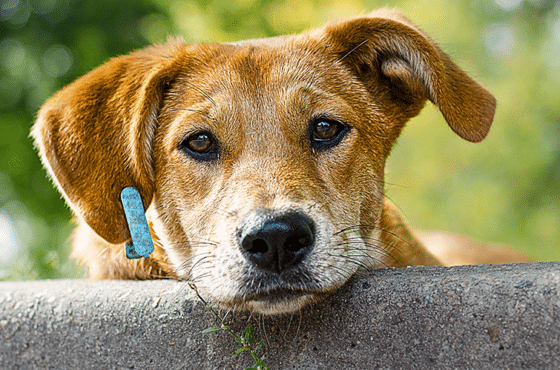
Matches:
[237,294,316,315]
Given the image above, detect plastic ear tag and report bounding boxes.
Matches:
[120,187,154,259]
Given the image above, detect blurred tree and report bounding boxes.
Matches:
[0,0,558,280]
[0,0,172,279]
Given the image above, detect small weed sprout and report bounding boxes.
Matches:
[189,283,270,370]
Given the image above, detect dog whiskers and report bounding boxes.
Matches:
[282,311,295,341]
[184,270,213,285]
[246,308,255,324]
[294,311,303,343]
[328,236,398,267]
[333,223,379,236]
[319,265,355,283]
[222,305,234,322]
[261,314,271,349]
[176,252,213,280]
[309,197,331,213]
[184,108,219,123]
[335,238,401,259]
[305,42,331,90]
[212,207,238,219]
[184,82,217,107]
[326,250,376,269]
[308,39,369,88]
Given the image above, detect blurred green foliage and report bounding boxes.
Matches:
[1,0,559,280]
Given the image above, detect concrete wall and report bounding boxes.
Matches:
[1,262,559,369]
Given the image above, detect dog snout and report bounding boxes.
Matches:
[238,210,315,273]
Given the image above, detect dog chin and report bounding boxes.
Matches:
[235,291,317,315]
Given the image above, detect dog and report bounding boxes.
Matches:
[32,8,532,315]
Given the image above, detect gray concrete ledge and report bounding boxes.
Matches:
[1,262,559,369]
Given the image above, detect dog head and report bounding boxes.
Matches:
[33,9,495,314]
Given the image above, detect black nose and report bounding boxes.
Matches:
[238,210,315,273]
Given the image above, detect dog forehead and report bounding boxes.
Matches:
[187,37,350,94]
[168,42,342,118]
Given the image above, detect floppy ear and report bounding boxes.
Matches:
[32,38,186,244]
[322,8,496,142]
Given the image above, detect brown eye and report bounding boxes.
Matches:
[187,133,213,153]
[179,131,219,161]
[314,121,339,140]
[310,118,348,151]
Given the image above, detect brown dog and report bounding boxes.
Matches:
[32,9,531,314]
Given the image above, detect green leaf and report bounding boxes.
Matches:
[201,327,223,334]
[245,326,255,344]
[236,347,250,354]
[255,339,264,353]
[234,337,243,345]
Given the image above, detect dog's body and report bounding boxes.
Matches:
[33,9,531,314]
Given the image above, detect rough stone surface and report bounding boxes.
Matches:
[1,262,559,369]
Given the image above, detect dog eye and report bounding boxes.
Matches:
[187,133,213,152]
[179,131,219,161]
[314,121,339,140]
[310,118,348,150]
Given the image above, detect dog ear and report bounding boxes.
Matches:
[322,8,496,142]
[32,39,186,244]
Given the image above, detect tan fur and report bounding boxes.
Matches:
[32,9,531,314]
[416,231,533,266]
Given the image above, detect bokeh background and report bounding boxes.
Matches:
[1,0,559,280]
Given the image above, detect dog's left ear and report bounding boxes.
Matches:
[322,8,496,142]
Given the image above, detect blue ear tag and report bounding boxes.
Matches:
[120,187,154,259]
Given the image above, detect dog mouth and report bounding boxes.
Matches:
[243,287,310,303]
[223,273,334,314]
[228,286,319,314]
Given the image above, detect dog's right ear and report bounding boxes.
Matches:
[32,38,186,245]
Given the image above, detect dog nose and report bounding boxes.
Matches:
[238,210,315,273]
